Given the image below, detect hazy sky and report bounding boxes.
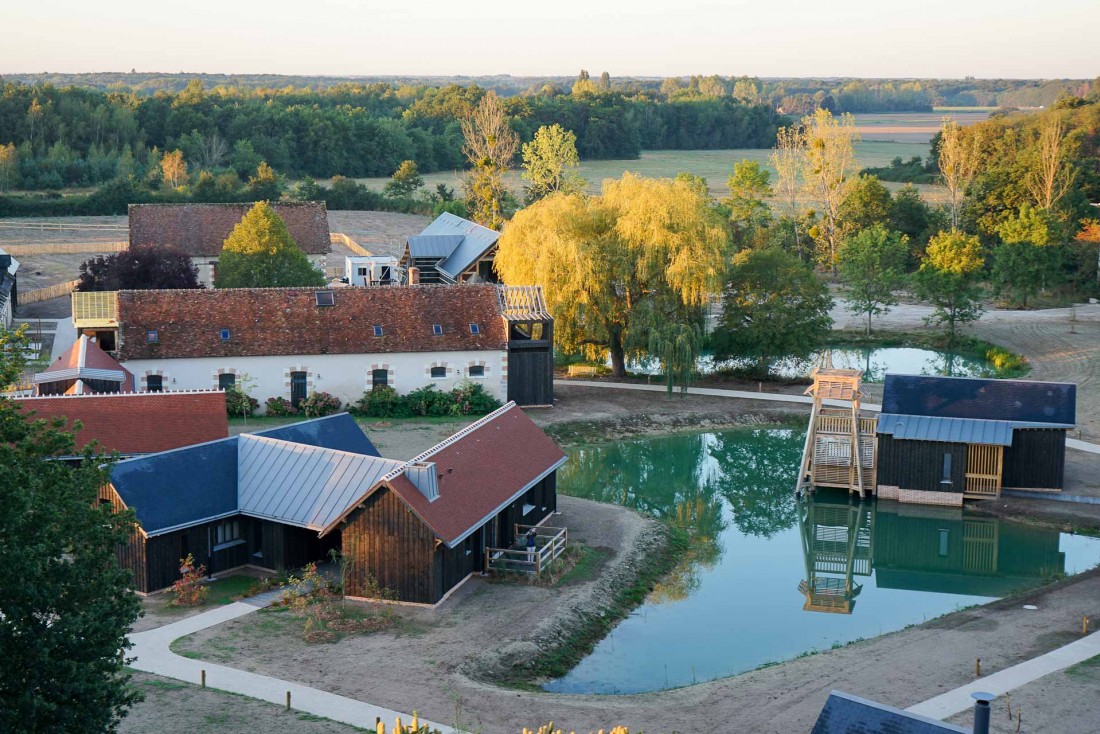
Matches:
[3,0,1097,79]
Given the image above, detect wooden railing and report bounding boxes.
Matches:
[485,525,568,576]
[20,279,80,305]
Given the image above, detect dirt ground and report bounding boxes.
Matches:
[122,671,363,734]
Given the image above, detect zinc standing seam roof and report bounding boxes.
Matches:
[406,234,465,259]
[414,212,501,279]
[877,414,1017,446]
[237,435,403,531]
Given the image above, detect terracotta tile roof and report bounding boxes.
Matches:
[384,403,567,546]
[128,202,331,257]
[34,335,135,393]
[14,391,228,455]
[116,285,509,360]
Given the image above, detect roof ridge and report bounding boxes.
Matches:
[405,401,518,465]
[116,282,502,295]
[240,432,403,465]
[14,389,224,401]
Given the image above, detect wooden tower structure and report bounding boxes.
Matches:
[795,366,877,498]
[797,499,874,614]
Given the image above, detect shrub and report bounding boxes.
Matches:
[404,384,452,417]
[987,346,1026,373]
[264,396,299,416]
[224,386,258,417]
[301,391,342,418]
[171,554,209,607]
[450,381,502,416]
[352,385,406,418]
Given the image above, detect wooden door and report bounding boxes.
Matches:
[964,444,1003,497]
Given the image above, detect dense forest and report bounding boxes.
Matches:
[0,77,782,190]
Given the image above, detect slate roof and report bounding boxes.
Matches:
[252,412,379,456]
[403,213,500,280]
[128,202,331,257]
[378,402,568,546]
[110,413,377,536]
[115,285,509,360]
[14,391,228,455]
[238,435,403,531]
[812,691,969,734]
[34,335,135,393]
[881,375,1076,426]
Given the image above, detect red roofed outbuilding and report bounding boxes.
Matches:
[33,334,135,395]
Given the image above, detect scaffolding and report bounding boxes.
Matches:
[795,365,877,498]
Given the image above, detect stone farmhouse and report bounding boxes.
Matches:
[71,283,554,409]
[127,202,330,286]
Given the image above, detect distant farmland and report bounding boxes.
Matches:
[354,110,988,202]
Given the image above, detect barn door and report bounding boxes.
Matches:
[964,444,1003,497]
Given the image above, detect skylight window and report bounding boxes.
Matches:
[146,329,159,344]
[315,291,335,307]
[219,329,231,341]
[373,325,384,337]
[432,324,443,336]
[469,323,480,335]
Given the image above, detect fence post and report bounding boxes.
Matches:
[285,690,291,711]
[200,669,206,688]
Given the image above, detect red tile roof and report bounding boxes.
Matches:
[14,391,229,455]
[128,202,330,256]
[116,285,508,360]
[34,335,135,393]
[386,403,567,545]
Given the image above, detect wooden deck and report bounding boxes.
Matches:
[485,524,568,576]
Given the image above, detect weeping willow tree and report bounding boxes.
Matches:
[648,320,703,396]
[496,172,729,379]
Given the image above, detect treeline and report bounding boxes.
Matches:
[8,71,1096,112]
[0,78,784,192]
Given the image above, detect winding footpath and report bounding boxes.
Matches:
[130,378,1100,731]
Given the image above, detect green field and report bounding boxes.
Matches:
[350,110,993,201]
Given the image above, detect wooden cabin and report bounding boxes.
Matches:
[876,375,1076,506]
[399,212,501,284]
[104,405,566,604]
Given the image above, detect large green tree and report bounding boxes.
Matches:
[724,159,772,237]
[215,202,326,288]
[837,225,909,334]
[76,244,202,292]
[0,327,143,733]
[521,124,586,203]
[383,160,425,198]
[914,231,986,342]
[496,172,729,379]
[712,247,834,377]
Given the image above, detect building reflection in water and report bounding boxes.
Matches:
[797,494,1067,614]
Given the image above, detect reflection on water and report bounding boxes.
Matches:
[625,347,1002,383]
[547,429,1100,694]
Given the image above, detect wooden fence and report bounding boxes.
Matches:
[485,525,568,576]
[330,232,372,257]
[0,242,128,256]
[0,221,126,232]
[20,279,79,305]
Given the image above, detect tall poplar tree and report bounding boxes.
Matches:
[215,202,326,288]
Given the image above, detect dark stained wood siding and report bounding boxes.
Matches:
[102,484,149,592]
[342,487,437,604]
[1003,429,1066,489]
[507,321,554,406]
[877,436,967,493]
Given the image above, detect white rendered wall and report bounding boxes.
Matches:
[122,350,507,412]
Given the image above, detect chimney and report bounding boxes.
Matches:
[408,266,420,285]
[970,692,993,734]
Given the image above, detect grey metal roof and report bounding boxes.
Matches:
[237,434,404,531]
[252,412,379,456]
[419,212,501,279]
[812,691,968,734]
[878,413,1075,446]
[406,234,464,259]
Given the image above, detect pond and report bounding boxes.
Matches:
[545,429,1100,695]
[623,347,1004,382]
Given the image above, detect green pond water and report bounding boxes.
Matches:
[625,347,1003,382]
[545,428,1100,695]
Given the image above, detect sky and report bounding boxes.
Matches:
[3,0,1097,79]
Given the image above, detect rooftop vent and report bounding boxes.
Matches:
[315,291,335,307]
[405,461,439,502]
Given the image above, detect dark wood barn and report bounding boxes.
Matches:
[876,375,1075,505]
[500,285,555,407]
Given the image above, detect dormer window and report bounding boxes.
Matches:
[219,329,231,342]
[146,330,159,344]
[432,324,443,336]
[315,291,335,307]
[373,325,384,337]
[469,323,480,335]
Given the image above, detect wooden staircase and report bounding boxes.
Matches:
[795,367,878,498]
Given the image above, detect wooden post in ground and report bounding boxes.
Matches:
[285,690,291,711]
[200,669,206,688]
